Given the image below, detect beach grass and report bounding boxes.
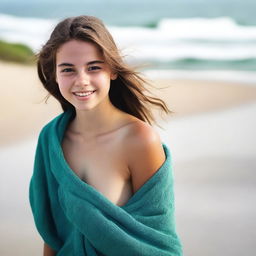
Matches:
[0,40,35,64]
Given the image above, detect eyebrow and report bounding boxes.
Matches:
[57,60,105,67]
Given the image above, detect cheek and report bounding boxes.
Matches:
[56,79,72,98]
[56,75,69,89]
[97,73,112,86]
[98,79,111,92]
[56,72,63,82]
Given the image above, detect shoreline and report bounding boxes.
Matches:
[151,78,256,119]
[145,69,256,85]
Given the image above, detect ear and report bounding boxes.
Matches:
[111,72,118,80]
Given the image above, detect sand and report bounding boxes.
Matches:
[0,61,256,255]
[0,62,61,147]
[1,61,256,146]
[161,102,256,256]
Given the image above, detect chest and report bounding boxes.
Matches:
[61,134,133,206]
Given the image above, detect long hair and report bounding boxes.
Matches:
[37,15,171,125]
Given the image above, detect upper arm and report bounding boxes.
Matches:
[29,131,62,252]
[125,122,166,194]
[44,243,56,256]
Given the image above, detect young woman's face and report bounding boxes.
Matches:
[55,39,116,111]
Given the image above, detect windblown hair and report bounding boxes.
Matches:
[37,15,171,125]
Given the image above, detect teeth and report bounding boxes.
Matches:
[74,91,94,97]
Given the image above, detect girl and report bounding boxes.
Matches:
[29,15,182,256]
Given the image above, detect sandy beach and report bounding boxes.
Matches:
[0,61,256,255]
[1,61,256,146]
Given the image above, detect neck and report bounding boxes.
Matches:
[69,100,125,139]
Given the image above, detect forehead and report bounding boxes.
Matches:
[56,40,103,63]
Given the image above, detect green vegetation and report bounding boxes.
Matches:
[144,21,158,28]
[0,40,35,64]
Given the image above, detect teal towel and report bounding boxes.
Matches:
[29,110,183,255]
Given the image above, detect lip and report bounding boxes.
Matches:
[72,90,96,100]
[73,90,95,93]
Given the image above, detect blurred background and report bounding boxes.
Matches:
[0,0,256,255]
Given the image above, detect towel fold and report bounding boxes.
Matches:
[29,109,183,256]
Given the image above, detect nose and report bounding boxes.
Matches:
[75,70,90,86]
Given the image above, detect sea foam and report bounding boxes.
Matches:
[0,14,255,71]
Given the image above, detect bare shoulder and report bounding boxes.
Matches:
[123,119,166,194]
[124,120,162,150]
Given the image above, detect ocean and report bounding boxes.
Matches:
[0,0,256,81]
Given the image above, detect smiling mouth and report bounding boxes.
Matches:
[73,90,96,97]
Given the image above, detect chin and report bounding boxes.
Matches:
[73,103,98,112]
[74,106,93,112]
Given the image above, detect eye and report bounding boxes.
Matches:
[88,66,101,71]
[61,68,74,73]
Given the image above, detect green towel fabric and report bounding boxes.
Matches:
[29,109,183,255]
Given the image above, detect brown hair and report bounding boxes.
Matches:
[37,15,171,125]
